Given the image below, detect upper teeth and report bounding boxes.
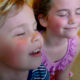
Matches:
[33,49,40,53]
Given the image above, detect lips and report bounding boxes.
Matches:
[29,48,41,56]
[64,27,77,30]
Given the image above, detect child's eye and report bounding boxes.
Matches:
[56,11,68,17]
[58,14,68,17]
[57,13,68,17]
[11,28,25,37]
[16,32,25,36]
[76,8,80,15]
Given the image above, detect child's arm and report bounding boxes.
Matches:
[55,64,72,80]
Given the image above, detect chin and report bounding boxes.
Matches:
[63,33,77,39]
[26,64,41,70]
[66,35,77,39]
[33,64,41,69]
[28,60,41,70]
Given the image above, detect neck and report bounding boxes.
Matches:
[0,62,28,80]
[43,30,67,47]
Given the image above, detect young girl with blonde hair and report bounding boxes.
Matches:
[0,0,50,80]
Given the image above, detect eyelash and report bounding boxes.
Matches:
[57,14,69,18]
[58,14,67,17]
[76,12,80,15]
[58,11,80,17]
[56,12,68,17]
[16,32,25,36]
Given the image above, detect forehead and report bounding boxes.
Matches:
[1,5,36,31]
[53,0,80,9]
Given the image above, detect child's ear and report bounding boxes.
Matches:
[38,14,48,27]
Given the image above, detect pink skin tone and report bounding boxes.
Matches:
[0,5,43,71]
[38,0,80,80]
[41,0,80,39]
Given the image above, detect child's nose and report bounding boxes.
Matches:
[68,15,77,24]
[31,32,42,43]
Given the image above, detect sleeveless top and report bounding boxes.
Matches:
[27,64,50,80]
[41,37,77,75]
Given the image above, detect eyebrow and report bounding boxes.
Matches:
[9,21,37,32]
[9,24,26,32]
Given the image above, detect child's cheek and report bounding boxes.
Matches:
[55,18,67,28]
[13,38,28,53]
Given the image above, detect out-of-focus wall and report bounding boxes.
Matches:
[27,0,33,7]
[78,30,80,36]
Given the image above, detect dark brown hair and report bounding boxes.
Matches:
[33,0,53,31]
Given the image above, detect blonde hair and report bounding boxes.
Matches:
[0,0,26,14]
[0,0,27,27]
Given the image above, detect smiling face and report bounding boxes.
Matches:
[40,0,80,38]
[0,5,43,70]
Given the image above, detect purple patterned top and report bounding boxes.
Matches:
[41,37,77,75]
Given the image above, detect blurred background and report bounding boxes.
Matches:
[27,0,80,80]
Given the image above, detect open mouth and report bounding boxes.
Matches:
[29,48,41,56]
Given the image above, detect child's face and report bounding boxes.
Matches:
[0,5,43,70]
[44,0,80,38]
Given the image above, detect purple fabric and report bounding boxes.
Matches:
[41,37,77,75]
